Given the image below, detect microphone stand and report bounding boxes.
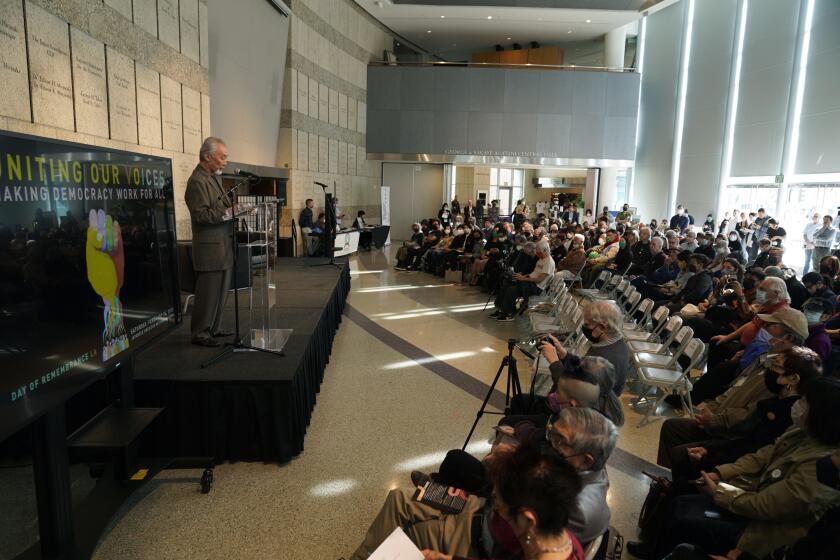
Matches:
[309,181,344,269]
[202,175,284,368]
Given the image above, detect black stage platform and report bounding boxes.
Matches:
[134,258,350,464]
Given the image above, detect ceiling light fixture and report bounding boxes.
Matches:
[487,15,493,20]
[586,19,592,23]
[427,30,432,33]
[507,37,511,40]
[440,15,445,18]
[567,30,573,34]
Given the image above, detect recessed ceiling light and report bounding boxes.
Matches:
[567,30,573,34]
[426,30,432,33]
[440,15,445,19]
[507,37,512,40]
[487,15,493,20]
[586,19,592,23]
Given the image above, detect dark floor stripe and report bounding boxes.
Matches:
[345,303,669,480]
[345,303,507,410]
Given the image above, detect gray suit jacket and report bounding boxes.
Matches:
[185,164,234,271]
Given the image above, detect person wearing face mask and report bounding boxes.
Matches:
[694,232,717,259]
[394,223,426,270]
[607,231,633,273]
[670,205,690,232]
[537,302,630,398]
[667,347,822,485]
[581,229,621,285]
[680,230,699,252]
[801,297,833,361]
[727,230,745,263]
[801,272,837,311]
[710,277,791,367]
[703,213,715,233]
[634,376,840,560]
[657,308,809,471]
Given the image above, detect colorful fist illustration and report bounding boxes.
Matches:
[86,209,129,361]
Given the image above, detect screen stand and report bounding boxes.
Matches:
[202,179,285,369]
[31,409,76,560]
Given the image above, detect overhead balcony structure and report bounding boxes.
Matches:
[366,61,640,168]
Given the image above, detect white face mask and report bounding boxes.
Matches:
[790,398,807,429]
[804,310,823,326]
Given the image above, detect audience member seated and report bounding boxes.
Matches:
[626,227,654,275]
[709,277,791,367]
[629,376,840,560]
[490,240,554,322]
[354,210,372,250]
[661,254,713,314]
[657,308,808,469]
[802,297,833,361]
[506,350,624,429]
[351,431,615,560]
[542,301,629,396]
[802,272,837,311]
[669,346,822,484]
[630,243,682,299]
[554,234,587,281]
[394,223,426,269]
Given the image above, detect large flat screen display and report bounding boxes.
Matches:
[0,131,180,441]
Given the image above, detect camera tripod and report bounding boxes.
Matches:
[462,338,523,449]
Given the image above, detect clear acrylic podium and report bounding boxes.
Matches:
[237,198,292,353]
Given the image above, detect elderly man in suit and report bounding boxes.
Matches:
[185,137,235,347]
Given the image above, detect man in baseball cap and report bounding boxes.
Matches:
[757,307,809,341]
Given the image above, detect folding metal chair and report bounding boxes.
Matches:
[624,306,669,340]
[627,315,683,353]
[634,338,706,427]
[632,325,694,368]
[624,298,654,330]
[577,271,613,297]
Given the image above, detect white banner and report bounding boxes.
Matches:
[380,185,391,246]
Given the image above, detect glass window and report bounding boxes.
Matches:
[490,168,498,186]
[722,185,778,217]
[499,168,512,186]
[513,169,524,187]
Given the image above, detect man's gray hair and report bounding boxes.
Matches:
[650,236,664,249]
[585,300,623,334]
[536,240,551,254]
[554,407,619,471]
[199,137,225,160]
[763,276,790,303]
[579,356,625,427]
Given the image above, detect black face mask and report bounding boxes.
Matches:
[767,256,779,265]
[763,368,785,395]
[581,326,598,342]
[688,264,698,273]
[743,278,756,291]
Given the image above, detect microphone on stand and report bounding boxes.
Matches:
[235,168,260,181]
[314,181,329,189]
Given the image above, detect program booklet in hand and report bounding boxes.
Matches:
[368,527,424,560]
[412,480,469,514]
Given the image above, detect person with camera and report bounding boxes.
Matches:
[490,240,554,322]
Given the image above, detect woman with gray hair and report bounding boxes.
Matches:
[542,300,630,396]
[554,233,587,280]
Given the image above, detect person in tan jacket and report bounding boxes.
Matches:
[554,234,587,280]
[651,377,840,559]
[657,309,807,468]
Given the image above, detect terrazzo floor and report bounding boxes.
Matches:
[5,247,670,559]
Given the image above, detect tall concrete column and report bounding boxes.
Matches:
[599,167,619,211]
[604,24,628,70]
